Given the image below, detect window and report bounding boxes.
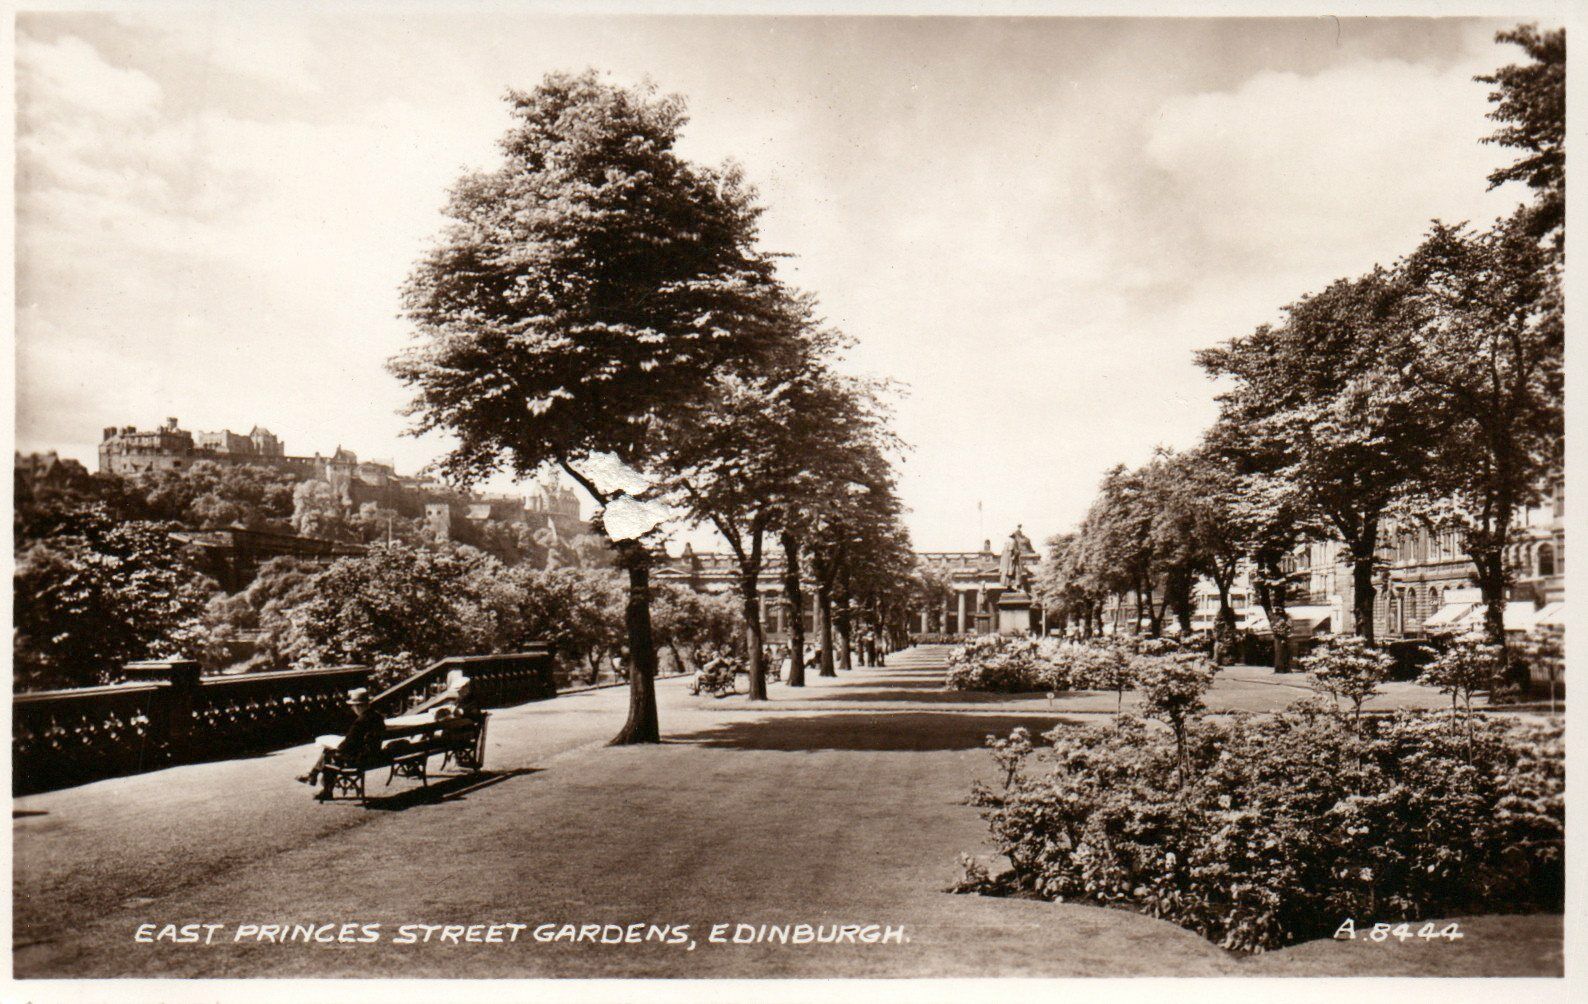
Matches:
[1537,544,1556,578]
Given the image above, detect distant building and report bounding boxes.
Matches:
[96,417,586,538]
[655,528,1044,643]
[15,450,91,488]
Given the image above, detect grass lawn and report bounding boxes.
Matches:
[12,646,1561,978]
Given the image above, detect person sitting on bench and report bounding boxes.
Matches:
[299,688,386,799]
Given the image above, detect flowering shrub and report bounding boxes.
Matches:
[1134,652,1217,778]
[945,634,1060,692]
[1419,631,1504,714]
[962,703,1563,953]
[1301,636,1394,719]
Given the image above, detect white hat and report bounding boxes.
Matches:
[347,687,370,704]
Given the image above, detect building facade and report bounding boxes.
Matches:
[96,418,586,540]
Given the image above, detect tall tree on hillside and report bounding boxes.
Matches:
[1476,24,1565,253]
[1397,218,1563,656]
[1197,272,1434,643]
[393,72,794,744]
[15,503,218,689]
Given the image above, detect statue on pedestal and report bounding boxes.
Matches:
[998,525,1033,593]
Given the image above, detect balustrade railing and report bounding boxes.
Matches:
[14,663,368,795]
[373,648,557,716]
[15,648,561,795]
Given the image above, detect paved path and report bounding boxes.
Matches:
[13,648,1560,978]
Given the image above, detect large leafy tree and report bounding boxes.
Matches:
[1397,218,1562,654]
[659,309,855,700]
[14,503,218,690]
[1197,271,1434,643]
[1077,464,1157,635]
[1034,532,1101,637]
[1475,24,1565,252]
[1201,417,1323,673]
[393,72,793,743]
[1166,445,1248,661]
[805,439,905,676]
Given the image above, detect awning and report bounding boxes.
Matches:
[1422,601,1477,630]
[1245,605,1334,637]
[1535,601,1565,628]
[1452,601,1539,633]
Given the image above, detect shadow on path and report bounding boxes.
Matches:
[668,711,1077,752]
[359,767,542,811]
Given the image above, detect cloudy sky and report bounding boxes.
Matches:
[15,12,1541,550]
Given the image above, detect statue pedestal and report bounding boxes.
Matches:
[996,591,1033,634]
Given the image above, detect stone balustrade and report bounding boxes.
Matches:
[13,648,557,795]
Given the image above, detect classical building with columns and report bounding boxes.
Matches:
[914,526,1043,635]
[653,527,1046,642]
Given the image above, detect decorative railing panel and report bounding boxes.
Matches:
[14,683,167,795]
[189,666,371,757]
[16,648,558,795]
[380,649,557,716]
[14,664,369,795]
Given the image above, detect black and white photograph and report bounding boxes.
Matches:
[7,2,1579,998]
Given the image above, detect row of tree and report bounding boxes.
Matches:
[391,71,918,744]
[1035,25,1564,674]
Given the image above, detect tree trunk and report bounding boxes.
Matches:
[837,575,854,671]
[1213,581,1237,666]
[1349,546,1377,646]
[1255,562,1292,673]
[782,536,806,688]
[1171,582,1192,635]
[816,581,836,677]
[741,579,767,701]
[667,640,694,675]
[609,541,659,745]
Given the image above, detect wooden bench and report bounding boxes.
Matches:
[318,712,489,803]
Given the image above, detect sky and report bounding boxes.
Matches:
[14,11,1543,551]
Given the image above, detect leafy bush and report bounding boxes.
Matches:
[945,634,1057,692]
[963,703,1564,952]
[1301,635,1394,719]
[1134,651,1217,777]
[1419,631,1504,714]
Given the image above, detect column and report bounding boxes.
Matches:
[957,590,967,634]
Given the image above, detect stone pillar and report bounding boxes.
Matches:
[124,658,201,762]
[957,591,967,635]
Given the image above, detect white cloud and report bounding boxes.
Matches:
[1143,56,1516,284]
[16,34,162,124]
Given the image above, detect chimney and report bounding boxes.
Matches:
[103,427,116,441]
[165,417,179,431]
